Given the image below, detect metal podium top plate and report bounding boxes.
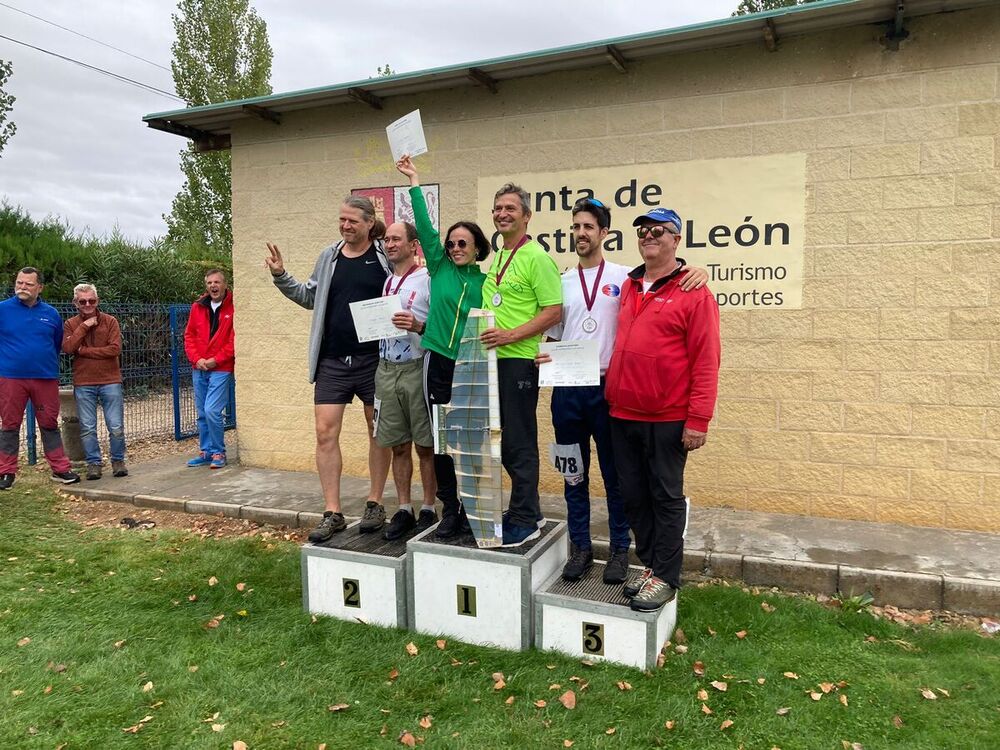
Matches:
[422,520,561,557]
[312,521,419,559]
[544,562,637,606]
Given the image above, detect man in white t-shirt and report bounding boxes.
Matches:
[373,221,437,540]
[542,199,708,584]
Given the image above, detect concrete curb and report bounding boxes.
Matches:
[70,487,999,616]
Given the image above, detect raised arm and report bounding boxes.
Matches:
[396,155,445,274]
[266,242,320,310]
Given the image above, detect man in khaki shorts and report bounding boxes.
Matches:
[374,221,437,540]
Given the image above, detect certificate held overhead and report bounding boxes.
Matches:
[386,109,428,163]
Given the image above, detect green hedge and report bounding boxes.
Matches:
[0,203,231,303]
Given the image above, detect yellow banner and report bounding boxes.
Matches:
[476,154,806,309]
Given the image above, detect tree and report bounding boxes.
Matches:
[0,59,16,158]
[374,64,396,77]
[164,0,273,259]
[733,0,822,15]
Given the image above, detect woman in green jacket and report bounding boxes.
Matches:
[397,155,491,538]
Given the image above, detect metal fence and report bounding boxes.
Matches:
[20,301,235,463]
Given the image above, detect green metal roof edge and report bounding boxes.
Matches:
[144,0,860,121]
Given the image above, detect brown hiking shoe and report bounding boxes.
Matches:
[86,464,102,481]
[112,460,128,477]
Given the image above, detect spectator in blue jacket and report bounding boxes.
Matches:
[0,267,80,489]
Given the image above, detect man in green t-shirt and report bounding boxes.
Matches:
[480,183,563,546]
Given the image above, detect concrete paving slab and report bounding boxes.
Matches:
[70,454,1000,614]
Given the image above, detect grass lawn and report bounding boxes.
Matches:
[1,477,998,750]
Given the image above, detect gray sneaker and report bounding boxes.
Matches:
[86,464,102,481]
[112,460,128,477]
[359,501,386,533]
[629,575,676,612]
[622,567,652,598]
[308,511,346,543]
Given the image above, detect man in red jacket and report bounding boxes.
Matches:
[605,207,720,612]
[184,269,235,469]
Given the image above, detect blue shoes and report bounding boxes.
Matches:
[502,519,541,547]
[187,452,212,467]
[209,453,227,469]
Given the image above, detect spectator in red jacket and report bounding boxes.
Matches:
[184,269,235,469]
[604,207,720,612]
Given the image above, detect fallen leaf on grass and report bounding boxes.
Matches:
[505,696,515,705]
[674,628,687,644]
[208,576,218,586]
[399,731,416,747]
[492,673,506,690]
[188,594,198,602]
[114,640,126,649]
[819,682,834,694]
[720,719,733,730]
[327,703,350,712]
[664,720,676,730]
[388,668,400,681]
[616,681,632,691]
[202,712,220,723]
[122,724,143,734]
[44,685,52,694]
[761,602,776,613]
[436,639,446,650]
[150,701,164,709]
[189,665,199,673]
[841,743,864,750]
[605,727,616,735]
[701,703,712,715]
[840,694,849,706]
[237,610,248,617]
[419,715,432,729]
[563,741,573,748]
[47,662,67,673]
[236,582,246,592]
[16,637,30,647]
[233,742,248,750]
[405,642,419,656]
[205,616,223,629]
[921,688,937,700]
[735,630,747,640]
[534,700,547,708]
[580,659,595,667]
[549,683,561,690]
[11,690,24,697]
[810,692,822,701]
[937,688,950,698]
[674,644,688,654]
[271,721,286,727]
[892,715,904,728]
[776,707,791,716]
[142,681,154,693]
[559,690,576,709]
[710,681,728,692]
[697,689,709,701]
[783,672,799,680]
[450,658,462,667]
[212,724,226,732]
[707,627,717,636]
[757,678,766,685]
[693,661,705,677]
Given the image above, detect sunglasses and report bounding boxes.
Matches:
[76,299,98,306]
[573,197,606,211]
[445,239,468,250]
[636,225,678,239]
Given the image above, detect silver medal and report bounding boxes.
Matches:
[491,292,502,307]
[582,317,598,334]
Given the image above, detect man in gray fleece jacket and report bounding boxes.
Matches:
[265,195,393,543]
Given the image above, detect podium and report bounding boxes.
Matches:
[301,521,420,628]
[407,521,567,650]
[535,562,677,670]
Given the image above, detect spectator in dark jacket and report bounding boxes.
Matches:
[184,269,235,469]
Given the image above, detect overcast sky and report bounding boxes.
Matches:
[0,0,739,242]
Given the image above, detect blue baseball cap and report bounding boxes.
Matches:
[632,207,682,232]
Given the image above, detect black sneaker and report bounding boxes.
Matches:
[603,547,630,585]
[623,567,653,598]
[630,576,676,612]
[436,506,472,538]
[414,507,438,532]
[0,473,14,490]
[561,543,594,581]
[51,470,81,485]
[359,501,386,532]
[384,509,415,541]
[308,511,346,543]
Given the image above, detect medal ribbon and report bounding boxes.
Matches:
[577,260,605,313]
[384,263,419,296]
[495,234,531,288]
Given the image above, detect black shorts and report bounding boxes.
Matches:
[314,353,378,405]
[424,349,457,406]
